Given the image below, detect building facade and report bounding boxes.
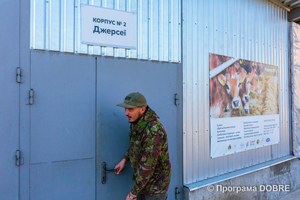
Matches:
[1,0,300,199]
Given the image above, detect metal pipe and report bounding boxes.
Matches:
[290,0,300,7]
[283,0,293,5]
[209,58,239,79]
[267,0,291,11]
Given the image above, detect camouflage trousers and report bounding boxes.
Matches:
[137,193,168,200]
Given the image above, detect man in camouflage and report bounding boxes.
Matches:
[114,92,171,200]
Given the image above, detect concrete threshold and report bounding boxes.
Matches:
[185,155,297,191]
[277,187,300,200]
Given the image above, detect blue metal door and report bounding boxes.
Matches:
[27,52,182,199]
[0,66,20,199]
[96,57,183,200]
[0,0,20,199]
[0,38,20,199]
[29,51,96,199]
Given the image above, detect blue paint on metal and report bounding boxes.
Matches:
[26,51,183,199]
[0,0,20,199]
[30,158,95,199]
[29,51,96,198]
[19,0,32,198]
[96,57,182,199]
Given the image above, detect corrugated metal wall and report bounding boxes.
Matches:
[182,0,291,184]
[291,22,300,157]
[30,0,181,62]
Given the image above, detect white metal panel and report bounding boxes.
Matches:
[30,0,181,62]
[291,22,300,157]
[183,0,291,184]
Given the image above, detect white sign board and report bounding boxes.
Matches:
[211,115,280,158]
[81,5,137,49]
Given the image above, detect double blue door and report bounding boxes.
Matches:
[1,50,182,200]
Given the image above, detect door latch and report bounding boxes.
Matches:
[16,67,22,83]
[101,162,116,184]
[15,150,24,166]
[175,187,180,199]
[174,93,179,106]
[26,89,34,105]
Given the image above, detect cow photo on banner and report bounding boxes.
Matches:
[209,53,280,158]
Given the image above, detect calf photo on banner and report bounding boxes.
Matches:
[209,53,280,158]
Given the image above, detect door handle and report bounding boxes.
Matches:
[101,162,116,184]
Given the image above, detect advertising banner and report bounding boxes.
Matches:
[81,5,137,49]
[209,53,280,158]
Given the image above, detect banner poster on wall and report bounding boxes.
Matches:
[209,53,280,158]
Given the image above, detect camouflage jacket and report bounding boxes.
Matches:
[123,106,171,196]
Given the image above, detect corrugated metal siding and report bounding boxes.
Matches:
[183,0,291,184]
[30,0,181,62]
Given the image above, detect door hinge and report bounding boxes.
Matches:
[174,93,179,106]
[16,67,22,83]
[26,89,34,105]
[175,187,180,199]
[15,150,24,166]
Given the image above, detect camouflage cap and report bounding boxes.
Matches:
[117,92,147,108]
